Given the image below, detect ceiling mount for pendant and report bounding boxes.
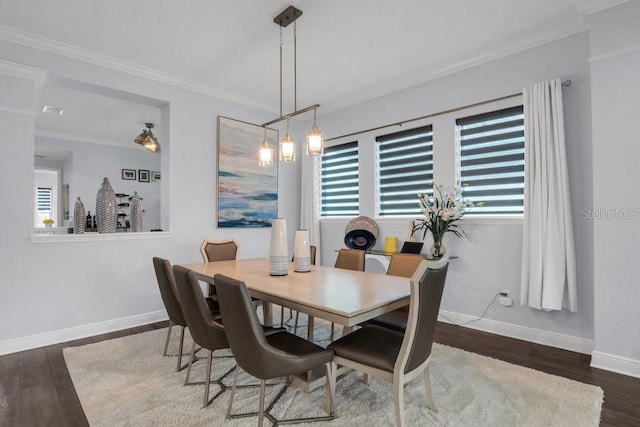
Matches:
[259,5,324,166]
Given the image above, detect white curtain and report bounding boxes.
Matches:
[300,153,322,265]
[520,78,577,312]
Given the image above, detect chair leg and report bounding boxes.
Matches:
[258,379,266,427]
[163,320,173,356]
[184,341,196,385]
[294,311,300,335]
[325,362,337,416]
[330,322,335,342]
[226,365,240,419]
[363,373,370,385]
[203,349,213,408]
[393,380,406,427]
[423,364,437,412]
[280,305,284,327]
[176,326,185,372]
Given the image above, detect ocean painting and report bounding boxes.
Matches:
[217,117,278,227]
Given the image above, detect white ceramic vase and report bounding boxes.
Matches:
[270,218,288,276]
[293,229,311,272]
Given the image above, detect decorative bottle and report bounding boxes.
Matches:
[269,218,288,276]
[130,191,143,232]
[86,211,92,229]
[96,177,117,233]
[73,197,86,234]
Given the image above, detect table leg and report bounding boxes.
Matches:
[262,301,273,327]
[307,315,315,342]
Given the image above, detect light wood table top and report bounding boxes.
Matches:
[181,257,410,328]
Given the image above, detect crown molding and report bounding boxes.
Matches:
[577,0,628,15]
[318,18,587,116]
[589,43,640,63]
[0,24,278,114]
[0,58,45,86]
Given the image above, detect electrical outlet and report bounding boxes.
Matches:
[498,293,513,307]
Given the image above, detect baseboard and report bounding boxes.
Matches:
[591,351,640,379]
[0,310,168,356]
[438,310,594,355]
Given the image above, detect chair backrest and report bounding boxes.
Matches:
[152,257,186,327]
[396,260,448,374]
[386,253,424,278]
[291,245,317,265]
[334,248,365,271]
[171,265,228,351]
[213,274,277,379]
[200,239,239,262]
[310,245,317,265]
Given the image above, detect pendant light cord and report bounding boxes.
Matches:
[279,26,283,117]
[294,20,297,112]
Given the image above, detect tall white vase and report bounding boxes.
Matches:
[293,229,311,272]
[270,218,288,276]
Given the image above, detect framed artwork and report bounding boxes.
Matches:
[151,171,161,182]
[138,169,150,182]
[217,116,278,227]
[122,169,136,180]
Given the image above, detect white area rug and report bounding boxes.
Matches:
[64,318,603,426]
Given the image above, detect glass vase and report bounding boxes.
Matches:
[430,235,446,259]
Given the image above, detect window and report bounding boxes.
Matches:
[457,105,524,215]
[376,125,433,216]
[36,186,53,226]
[321,141,359,217]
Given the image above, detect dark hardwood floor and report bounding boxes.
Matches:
[1,321,639,426]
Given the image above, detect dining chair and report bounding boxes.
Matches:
[294,248,364,340]
[363,253,424,332]
[281,245,316,327]
[152,257,189,372]
[327,260,448,426]
[214,273,335,426]
[200,238,263,316]
[172,265,233,408]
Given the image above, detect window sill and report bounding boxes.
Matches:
[30,231,173,243]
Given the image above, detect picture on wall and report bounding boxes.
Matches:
[138,169,150,182]
[151,171,161,182]
[217,116,278,227]
[122,169,136,180]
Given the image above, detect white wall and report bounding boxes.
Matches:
[0,40,301,353]
[316,32,596,353]
[588,1,640,377]
[36,137,162,231]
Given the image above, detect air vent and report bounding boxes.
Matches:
[42,105,64,115]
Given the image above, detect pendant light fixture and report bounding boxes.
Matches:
[260,5,322,166]
[134,122,161,153]
[259,126,274,167]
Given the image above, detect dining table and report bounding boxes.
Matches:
[180,257,412,391]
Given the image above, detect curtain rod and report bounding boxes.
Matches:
[325,79,571,142]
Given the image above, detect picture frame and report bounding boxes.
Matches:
[122,169,136,180]
[151,171,161,182]
[217,116,278,228]
[138,169,150,183]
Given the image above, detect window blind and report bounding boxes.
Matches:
[376,125,433,216]
[37,187,52,211]
[321,141,359,217]
[457,105,524,215]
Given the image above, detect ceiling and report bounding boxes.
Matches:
[0,0,626,148]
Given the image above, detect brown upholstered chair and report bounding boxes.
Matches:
[214,273,335,426]
[281,245,317,327]
[327,261,448,426]
[172,265,232,408]
[294,248,365,340]
[200,239,262,316]
[363,253,424,332]
[153,257,189,372]
[334,248,366,271]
